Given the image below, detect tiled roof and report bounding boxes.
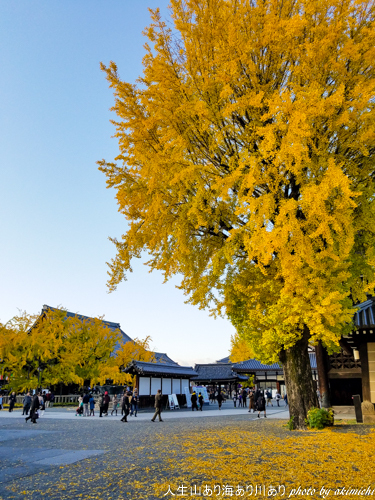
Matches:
[233,353,317,372]
[353,298,375,328]
[42,305,133,344]
[216,356,231,364]
[192,363,248,382]
[124,360,197,377]
[154,352,178,365]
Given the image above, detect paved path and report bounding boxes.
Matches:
[0,404,289,421]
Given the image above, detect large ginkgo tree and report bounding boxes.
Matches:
[99,0,375,428]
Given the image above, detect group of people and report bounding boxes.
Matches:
[247,389,288,418]
[23,392,46,424]
[232,388,249,408]
[2,386,288,423]
[75,389,140,422]
[0,390,55,416]
[190,390,205,410]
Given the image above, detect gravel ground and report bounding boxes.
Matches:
[0,411,373,500]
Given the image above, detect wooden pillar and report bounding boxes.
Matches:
[359,343,371,402]
[316,341,330,408]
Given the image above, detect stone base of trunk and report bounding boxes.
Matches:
[363,414,375,424]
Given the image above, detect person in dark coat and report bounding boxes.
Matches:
[83,392,90,417]
[242,389,247,408]
[191,391,199,411]
[25,393,40,424]
[9,392,16,412]
[151,389,163,422]
[121,391,131,422]
[130,390,139,417]
[217,392,224,410]
[99,391,110,417]
[22,392,32,415]
[256,391,267,418]
[198,392,204,411]
[253,389,261,410]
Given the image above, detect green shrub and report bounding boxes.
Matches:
[53,402,77,407]
[287,415,295,431]
[306,407,334,429]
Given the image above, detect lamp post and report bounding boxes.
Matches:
[37,365,42,393]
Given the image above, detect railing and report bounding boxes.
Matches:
[1,394,81,405]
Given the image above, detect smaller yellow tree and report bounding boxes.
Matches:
[42,310,123,388]
[0,311,61,392]
[0,308,156,391]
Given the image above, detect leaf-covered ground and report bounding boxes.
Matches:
[1,416,374,500]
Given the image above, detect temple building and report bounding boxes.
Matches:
[329,297,375,404]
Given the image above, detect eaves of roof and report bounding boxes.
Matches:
[233,353,317,372]
[124,360,197,377]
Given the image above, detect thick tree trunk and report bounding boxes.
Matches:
[279,326,319,430]
[315,340,331,408]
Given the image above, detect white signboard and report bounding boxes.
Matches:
[192,386,210,403]
[167,394,180,410]
[184,387,192,407]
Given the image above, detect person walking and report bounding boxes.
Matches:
[198,392,204,411]
[253,388,261,410]
[49,392,55,407]
[22,392,32,415]
[266,390,273,407]
[151,389,163,422]
[42,391,47,410]
[232,392,237,408]
[191,391,199,411]
[256,391,267,418]
[284,393,288,406]
[99,391,110,417]
[275,392,281,407]
[89,394,95,416]
[217,391,224,410]
[0,394,3,410]
[38,393,45,417]
[26,393,40,424]
[83,392,90,417]
[9,392,16,412]
[242,388,247,408]
[120,391,130,422]
[248,390,255,413]
[111,394,119,416]
[209,391,215,404]
[45,392,51,408]
[130,390,139,417]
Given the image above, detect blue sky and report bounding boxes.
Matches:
[0,1,235,366]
